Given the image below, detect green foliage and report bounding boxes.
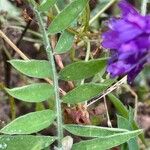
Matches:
[108,93,128,118]
[48,0,89,34]
[117,115,131,129]
[5,83,54,102]
[55,31,74,54]
[117,115,139,150]
[0,135,55,150]
[0,110,55,134]
[64,124,128,137]
[59,58,107,81]
[65,124,142,150]
[108,94,146,146]
[38,0,57,11]
[63,80,114,104]
[72,130,142,150]
[9,59,52,78]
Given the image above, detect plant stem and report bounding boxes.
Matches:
[83,3,90,32]
[10,25,42,38]
[34,9,63,148]
[80,37,90,85]
[103,96,112,127]
[84,38,91,62]
[10,96,16,120]
[141,0,148,15]
[89,0,117,25]
[54,4,61,14]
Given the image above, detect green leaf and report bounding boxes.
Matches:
[72,130,142,150]
[117,115,139,150]
[5,83,54,102]
[59,58,107,81]
[38,0,57,11]
[0,135,55,150]
[48,0,89,34]
[9,59,52,78]
[108,94,146,146]
[108,94,128,118]
[0,110,55,134]
[55,31,74,54]
[64,124,128,138]
[132,121,146,146]
[63,80,114,104]
[127,138,139,150]
[117,115,131,130]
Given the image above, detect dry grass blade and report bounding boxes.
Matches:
[87,76,127,107]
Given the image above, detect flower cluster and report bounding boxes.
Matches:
[102,0,150,82]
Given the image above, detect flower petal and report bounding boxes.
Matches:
[107,60,131,77]
[102,30,120,49]
[102,0,150,82]
[118,0,138,16]
[127,63,145,82]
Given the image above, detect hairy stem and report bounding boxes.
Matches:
[34,9,63,148]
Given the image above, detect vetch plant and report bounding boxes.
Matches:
[0,0,149,149]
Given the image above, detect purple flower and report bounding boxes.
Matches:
[102,0,150,82]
